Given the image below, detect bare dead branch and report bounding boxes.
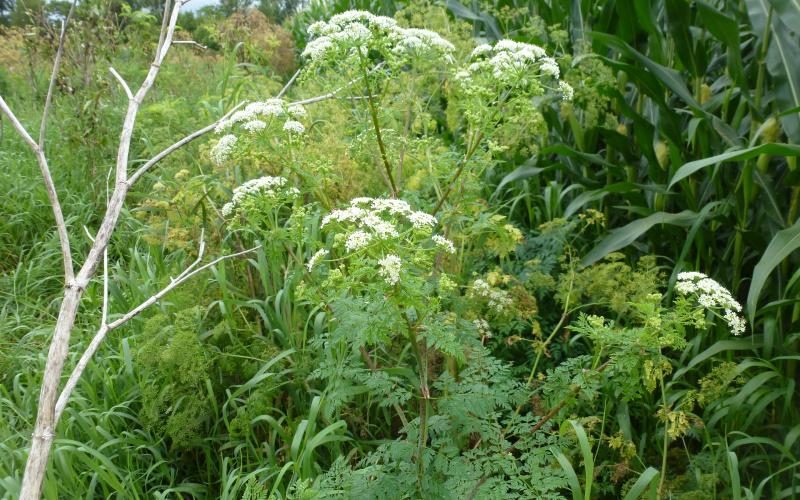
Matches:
[76,0,185,284]
[291,62,385,106]
[128,101,245,186]
[278,68,301,98]
[54,242,259,422]
[19,3,187,497]
[0,96,74,282]
[172,40,208,50]
[39,0,77,148]
[109,67,133,101]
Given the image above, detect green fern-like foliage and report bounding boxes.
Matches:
[307,347,568,499]
[137,306,212,449]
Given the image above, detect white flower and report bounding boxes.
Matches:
[306,249,329,272]
[302,11,454,64]
[321,206,367,227]
[724,310,746,336]
[432,234,455,254]
[407,210,437,229]
[472,278,491,295]
[222,176,297,217]
[211,134,237,164]
[246,100,286,117]
[676,271,746,335]
[302,37,335,61]
[488,290,512,311]
[471,279,511,312]
[371,198,411,215]
[345,230,372,251]
[243,120,267,133]
[283,120,306,134]
[377,254,402,285]
[287,104,307,118]
[361,213,399,238]
[559,81,574,101]
[698,294,715,308]
[214,119,231,133]
[350,197,374,206]
[473,318,492,338]
[221,202,235,217]
[539,57,560,78]
[228,109,256,125]
[471,44,493,58]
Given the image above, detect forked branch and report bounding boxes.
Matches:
[54,239,260,423]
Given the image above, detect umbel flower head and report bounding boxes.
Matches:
[309,197,456,287]
[675,272,746,335]
[456,39,573,101]
[221,176,300,219]
[210,99,308,165]
[301,10,455,68]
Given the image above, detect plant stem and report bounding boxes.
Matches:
[409,325,429,491]
[432,130,483,215]
[658,374,669,498]
[359,346,409,427]
[359,56,397,197]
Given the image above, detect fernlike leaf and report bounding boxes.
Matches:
[668,143,800,188]
[747,218,800,321]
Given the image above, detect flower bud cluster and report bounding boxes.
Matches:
[470,278,512,313]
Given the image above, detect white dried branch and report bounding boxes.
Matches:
[128,101,245,186]
[291,62,385,106]
[19,2,186,497]
[0,96,74,282]
[76,0,185,284]
[172,40,208,49]
[277,68,301,98]
[54,242,259,422]
[108,67,133,101]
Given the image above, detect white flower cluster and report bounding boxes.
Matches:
[460,39,573,101]
[210,100,307,164]
[306,248,329,272]
[283,120,306,134]
[321,197,438,237]
[211,134,238,165]
[215,99,307,134]
[473,318,492,338]
[302,10,455,65]
[378,254,402,285]
[221,176,300,217]
[559,81,574,101]
[345,230,373,251]
[471,279,513,312]
[432,234,455,254]
[318,197,454,286]
[675,272,746,335]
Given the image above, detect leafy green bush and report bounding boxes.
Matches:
[2,1,800,498]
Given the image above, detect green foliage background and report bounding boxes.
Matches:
[1,0,800,498]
